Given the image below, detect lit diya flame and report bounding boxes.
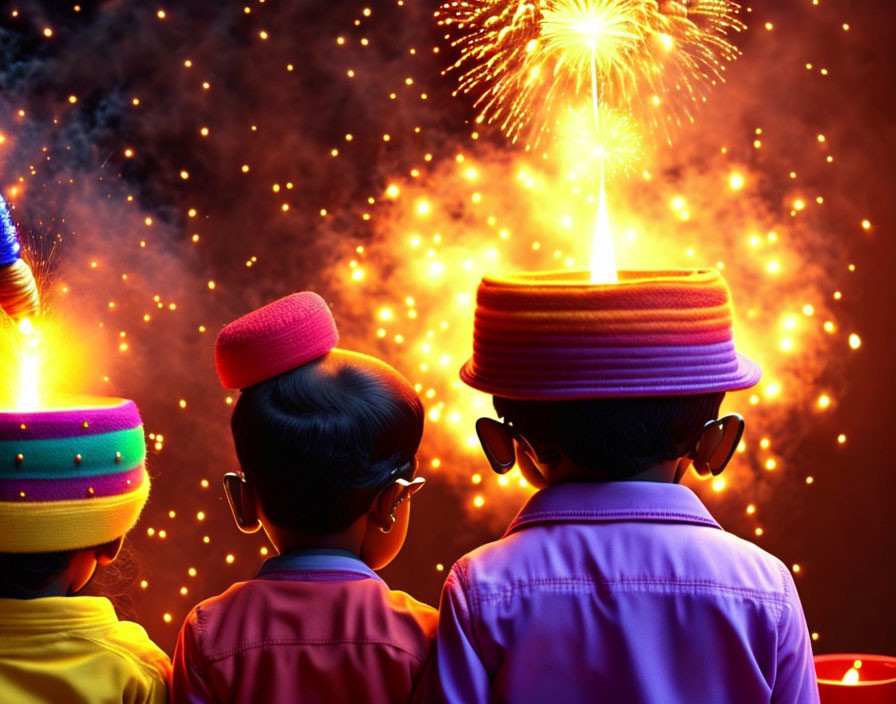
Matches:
[842,666,860,685]
[815,653,896,698]
[555,107,640,284]
[1,293,95,414]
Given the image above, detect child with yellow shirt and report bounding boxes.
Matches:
[0,396,170,703]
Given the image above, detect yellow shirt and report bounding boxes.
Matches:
[0,596,170,704]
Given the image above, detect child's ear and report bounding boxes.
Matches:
[673,458,692,484]
[515,449,549,489]
[95,536,124,567]
[691,443,713,477]
[224,473,262,533]
[369,477,426,533]
[691,415,745,477]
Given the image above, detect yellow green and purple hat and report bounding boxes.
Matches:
[0,397,149,553]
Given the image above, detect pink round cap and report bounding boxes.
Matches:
[215,292,339,389]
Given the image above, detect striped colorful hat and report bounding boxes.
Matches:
[460,269,761,399]
[0,397,149,553]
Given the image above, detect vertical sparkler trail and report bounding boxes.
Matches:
[589,51,619,283]
[15,318,40,410]
[591,165,617,282]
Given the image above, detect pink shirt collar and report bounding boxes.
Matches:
[504,481,722,537]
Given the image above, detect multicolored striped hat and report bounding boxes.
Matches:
[460,269,761,399]
[0,397,149,553]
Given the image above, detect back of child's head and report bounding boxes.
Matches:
[494,392,724,480]
[213,290,426,538]
[0,550,78,598]
[459,271,760,479]
[231,350,423,535]
[0,396,150,595]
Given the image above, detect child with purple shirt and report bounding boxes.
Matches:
[428,270,819,704]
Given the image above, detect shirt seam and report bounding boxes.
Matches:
[469,577,790,605]
[774,561,790,634]
[0,619,131,638]
[189,610,212,682]
[456,559,486,659]
[508,509,720,530]
[201,637,429,665]
[66,632,169,684]
[769,561,791,696]
[0,610,119,634]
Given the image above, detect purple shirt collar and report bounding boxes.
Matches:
[504,481,722,538]
[256,548,383,582]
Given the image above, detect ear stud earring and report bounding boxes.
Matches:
[380,513,397,534]
[380,495,411,533]
[378,476,426,533]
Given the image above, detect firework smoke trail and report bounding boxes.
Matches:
[437,0,744,146]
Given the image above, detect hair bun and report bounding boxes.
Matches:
[215,292,339,389]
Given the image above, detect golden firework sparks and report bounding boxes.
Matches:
[541,0,652,97]
[437,0,744,146]
[558,106,643,176]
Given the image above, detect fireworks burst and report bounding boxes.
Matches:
[559,106,643,176]
[437,0,745,146]
[541,0,652,95]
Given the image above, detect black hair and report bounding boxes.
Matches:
[231,350,424,535]
[0,550,76,598]
[493,392,725,480]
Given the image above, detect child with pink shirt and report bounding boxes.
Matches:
[172,292,436,704]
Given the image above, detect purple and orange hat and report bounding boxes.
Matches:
[0,397,149,553]
[460,269,761,399]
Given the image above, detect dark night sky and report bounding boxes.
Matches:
[0,0,893,658]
